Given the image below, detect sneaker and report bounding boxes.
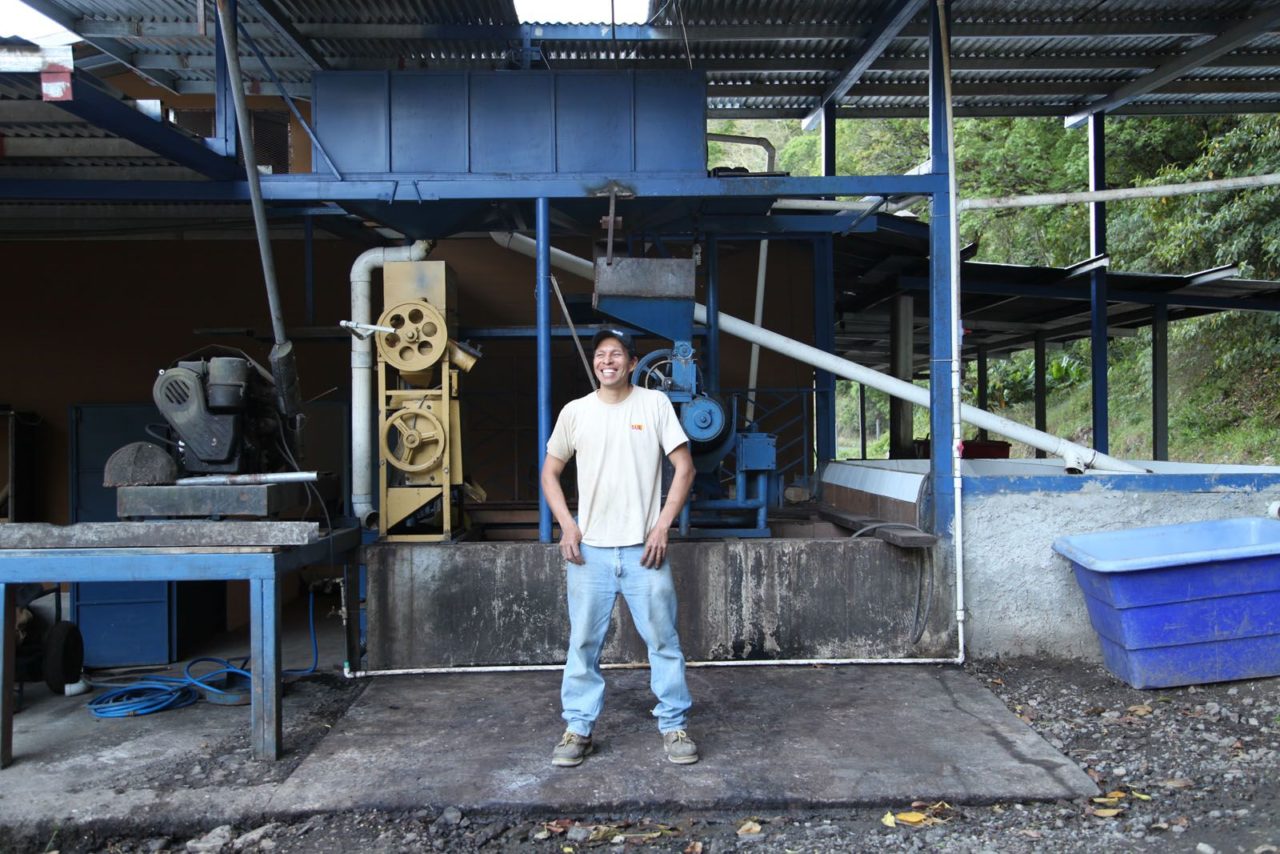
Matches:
[551,731,593,767]
[662,730,699,765]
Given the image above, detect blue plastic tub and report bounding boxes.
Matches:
[1052,517,1280,689]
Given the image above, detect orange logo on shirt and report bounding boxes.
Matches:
[631,424,644,431]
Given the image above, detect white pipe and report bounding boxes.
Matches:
[695,304,1146,475]
[350,240,432,527]
[706,132,776,172]
[959,172,1280,212]
[487,231,1142,474]
[490,231,595,281]
[344,654,961,679]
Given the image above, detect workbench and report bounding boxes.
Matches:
[0,523,359,768]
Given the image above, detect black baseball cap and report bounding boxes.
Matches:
[591,327,637,359]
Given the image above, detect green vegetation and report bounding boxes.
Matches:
[709,114,1280,463]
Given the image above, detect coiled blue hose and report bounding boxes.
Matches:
[87,587,318,718]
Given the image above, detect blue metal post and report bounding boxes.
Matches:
[1089,112,1109,453]
[213,0,238,159]
[303,214,314,325]
[536,197,553,542]
[927,0,957,536]
[812,237,836,466]
[705,236,720,393]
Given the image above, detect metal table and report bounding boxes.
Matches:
[0,527,359,767]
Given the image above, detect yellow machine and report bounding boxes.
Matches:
[374,260,478,541]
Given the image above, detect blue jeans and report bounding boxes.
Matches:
[561,543,693,736]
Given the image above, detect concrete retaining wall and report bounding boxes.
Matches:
[365,539,955,668]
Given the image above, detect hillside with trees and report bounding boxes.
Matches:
[708,114,1280,463]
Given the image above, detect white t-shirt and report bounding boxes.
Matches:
[546,386,689,547]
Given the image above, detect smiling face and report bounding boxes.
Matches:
[593,336,638,391]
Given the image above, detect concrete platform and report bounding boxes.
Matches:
[273,665,1096,813]
[0,593,1095,834]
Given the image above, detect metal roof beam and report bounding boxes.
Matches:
[711,101,1280,120]
[133,53,312,72]
[801,0,927,131]
[175,79,311,97]
[1064,6,1280,127]
[18,0,179,92]
[75,19,275,40]
[243,0,327,71]
[49,74,241,179]
[709,78,1280,101]
[0,137,158,157]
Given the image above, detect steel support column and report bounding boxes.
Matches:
[706,236,720,393]
[303,215,315,325]
[536,198,553,542]
[813,237,836,467]
[1089,112,1109,453]
[927,0,958,535]
[821,102,837,178]
[1152,303,1169,460]
[1034,332,1048,459]
[890,293,915,457]
[976,346,989,441]
[859,383,868,459]
[213,0,238,159]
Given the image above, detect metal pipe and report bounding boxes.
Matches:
[176,471,318,485]
[706,132,776,172]
[745,237,769,423]
[214,0,302,424]
[959,171,1280,212]
[213,0,283,349]
[692,303,1147,474]
[349,240,433,527]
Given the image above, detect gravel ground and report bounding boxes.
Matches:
[5,658,1278,854]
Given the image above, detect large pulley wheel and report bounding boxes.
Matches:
[381,406,447,473]
[376,301,448,373]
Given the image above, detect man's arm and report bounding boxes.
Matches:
[642,443,694,568]
[541,452,585,565]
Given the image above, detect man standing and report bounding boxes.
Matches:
[541,328,698,767]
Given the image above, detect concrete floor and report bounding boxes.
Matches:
[0,593,1096,833]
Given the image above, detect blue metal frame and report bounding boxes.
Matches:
[927,0,958,537]
[0,530,359,768]
[536,197,553,543]
[0,174,946,203]
[51,74,239,180]
[1089,112,1110,453]
[705,236,720,393]
[812,237,836,468]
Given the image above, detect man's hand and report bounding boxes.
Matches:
[641,525,669,568]
[559,521,585,565]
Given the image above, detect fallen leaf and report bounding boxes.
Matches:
[894,812,929,826]
[737,821,762,836]
[1104,790,1128,799]
[1128,704,1153,716]
[533,830,551,841]
[1131,791,1152,801]
[1172,816,1190,827]
[683,843,703,854]
[881,811,897,828]
[1159,778,1194,789]
[1020,829,1043,840]
[990,677,1004,685]
[1150,822,1169,831]
[562,847,574,853]
[1092,797,1121,805]
[1093,808,1124,818]
[1086,768,1105,783]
